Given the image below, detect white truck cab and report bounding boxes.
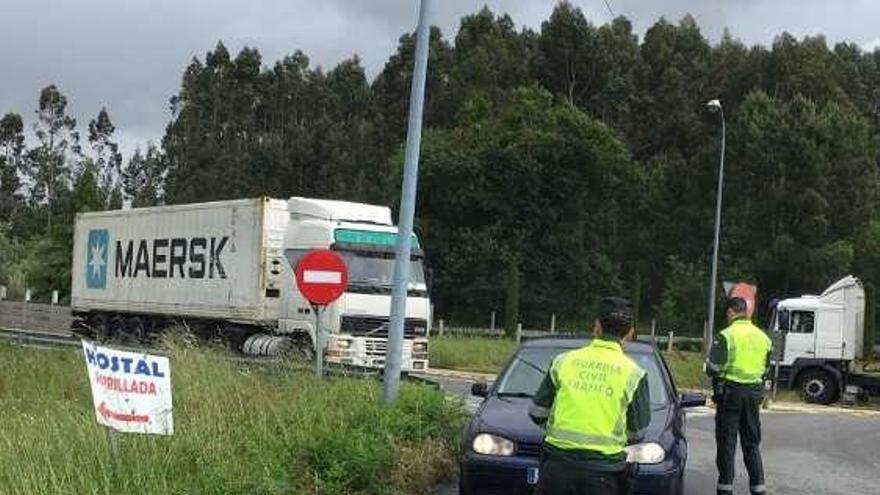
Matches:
[769,276,872,403]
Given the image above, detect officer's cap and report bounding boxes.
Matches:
[598,296,633,321]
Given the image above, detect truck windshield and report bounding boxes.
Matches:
[338,250,426,293]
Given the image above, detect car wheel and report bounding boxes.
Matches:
[799,369,838,405]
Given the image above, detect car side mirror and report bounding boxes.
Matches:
[471,381,490,397]
[680,392,706,408]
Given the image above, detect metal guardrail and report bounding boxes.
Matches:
[0,327,79,348]
[0,301,73,333]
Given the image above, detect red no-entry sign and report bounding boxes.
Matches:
[295,250,349,306]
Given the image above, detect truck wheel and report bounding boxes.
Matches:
[799,370,838,405]
[90,313,111,342]
[109,316,127,342]
[124,317,148,344]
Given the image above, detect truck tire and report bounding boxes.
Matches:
[799,369,838,405]
[124,316,148,344]
[109,315,127,342]
[90,313,111,342]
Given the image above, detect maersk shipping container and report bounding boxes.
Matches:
[71,198,289,325]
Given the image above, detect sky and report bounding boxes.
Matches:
[1,0,879,161]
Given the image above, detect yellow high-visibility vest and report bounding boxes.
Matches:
[545,339,645,455]
[720,320,772,385]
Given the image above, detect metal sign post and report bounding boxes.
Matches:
[312,303,324,378]
[382,0,433,405]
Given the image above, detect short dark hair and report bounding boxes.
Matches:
[598,296,634,338]
[726,297,748,315]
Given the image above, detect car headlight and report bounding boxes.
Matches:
[334,339,351,349]
[471,433,515,456]
[624,442,665,464]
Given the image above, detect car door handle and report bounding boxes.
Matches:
[804,350,815,355]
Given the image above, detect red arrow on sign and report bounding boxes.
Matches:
[98,401,150,423]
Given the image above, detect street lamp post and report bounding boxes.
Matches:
[705,99,726,355]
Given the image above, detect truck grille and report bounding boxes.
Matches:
[341,316,427,337]
[365,340,388,357]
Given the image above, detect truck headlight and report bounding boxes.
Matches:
[472,433,515,456]
[624,442,665,464]
[413,342,427,353]
[334,339,351,349]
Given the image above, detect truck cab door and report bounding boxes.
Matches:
[815,308,844,360]
[783,310,818,364]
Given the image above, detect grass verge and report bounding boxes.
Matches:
[429,335,518,374]
[0,341,465,495]
[659,350,705,390]
[430,335,707,389]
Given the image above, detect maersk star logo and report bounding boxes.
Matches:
[86,229,109,289]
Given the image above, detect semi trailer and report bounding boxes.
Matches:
[769,275,880,404]
[70,197,431,372]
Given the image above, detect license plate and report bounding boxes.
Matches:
[527,467,540,485]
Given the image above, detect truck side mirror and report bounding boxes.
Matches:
[471,381,490,397]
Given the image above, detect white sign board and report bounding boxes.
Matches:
[82,341,173,435]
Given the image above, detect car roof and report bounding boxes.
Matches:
[519,335,656,354]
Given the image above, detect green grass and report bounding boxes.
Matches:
[429,335,519,374]
[0,341,465,495]
[430,335,707,389]
[659,350,706,390]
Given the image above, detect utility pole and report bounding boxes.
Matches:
[383,0,433,404]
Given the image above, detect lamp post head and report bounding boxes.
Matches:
[706,99,722,112]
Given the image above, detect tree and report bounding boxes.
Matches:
[538,2,595,106]
[0,113,25,222]
[24,85,79,233]
[122,143,165,207]
[656,257,706,337]
[723,91,877,297]
[88,107,123,208]
[414,86,636,326]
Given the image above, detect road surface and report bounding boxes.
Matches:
[425,371,880,495]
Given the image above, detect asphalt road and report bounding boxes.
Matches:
[425,372,880,495]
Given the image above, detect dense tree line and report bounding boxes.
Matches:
[2,3,880,342]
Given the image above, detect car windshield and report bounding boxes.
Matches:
[494,343,670,408]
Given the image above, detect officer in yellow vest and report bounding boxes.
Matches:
[705,297,773,495]
[529,297,650,495]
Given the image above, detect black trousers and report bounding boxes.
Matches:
[536,456,630,495]
[715,382,766,494]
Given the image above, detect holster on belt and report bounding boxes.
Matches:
[712,378,727,404]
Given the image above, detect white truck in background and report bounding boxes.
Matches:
[769,275,880,404]
[70,197,431,372]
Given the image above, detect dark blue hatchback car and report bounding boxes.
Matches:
[459,336,706,495]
